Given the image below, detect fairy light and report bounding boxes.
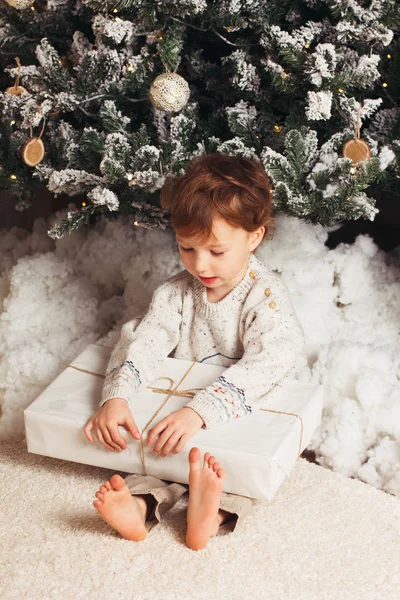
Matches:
[387,54,392,59]
[10,174,17,180]
[81,201,87,207]
[134,221,139,226]
[350,167,356,174]
[274,125,282,133]
[338,88,344,93]
[10,120,15,125]
[282,72,289,80]
[382,82,388,88]
[112,8,118,13]
[304,43,310,48]
[126,65,134,72]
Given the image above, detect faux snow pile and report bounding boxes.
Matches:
[0,214,399,497]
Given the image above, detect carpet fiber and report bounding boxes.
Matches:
[1,440,399,600]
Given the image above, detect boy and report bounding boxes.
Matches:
[84,153,306,550]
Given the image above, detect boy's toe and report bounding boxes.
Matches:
[95,492,104,500]
[189,447,201,469]
[110,474,126,490]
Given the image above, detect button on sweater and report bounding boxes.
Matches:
[100,253,307,429]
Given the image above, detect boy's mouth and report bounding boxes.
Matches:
[199,276,217,283]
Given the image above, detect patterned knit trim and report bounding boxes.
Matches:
[104,360,141,388]
[191,253,259,317]
[206,375,253,419]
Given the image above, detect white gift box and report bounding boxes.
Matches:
[24,344,323,501]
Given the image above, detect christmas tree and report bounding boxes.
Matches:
[0,0,399,239]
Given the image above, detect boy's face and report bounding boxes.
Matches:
[176,218,264,296]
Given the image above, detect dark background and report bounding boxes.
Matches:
[1,184,399,251]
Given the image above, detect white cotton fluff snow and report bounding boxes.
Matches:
[0,214,399,497]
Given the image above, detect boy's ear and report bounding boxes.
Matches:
[249,226,265,251]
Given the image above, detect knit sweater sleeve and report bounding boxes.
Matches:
[100,275,184,406]
[185,276,306,428]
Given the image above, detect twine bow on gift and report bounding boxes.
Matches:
[69,358,304,477]
[140,361,202,475]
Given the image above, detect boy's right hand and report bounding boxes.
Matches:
[83,397,141,452]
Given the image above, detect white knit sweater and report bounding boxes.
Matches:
[101,253,307,429]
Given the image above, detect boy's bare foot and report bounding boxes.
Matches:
[186,447,230,551]
[93,474,149,541]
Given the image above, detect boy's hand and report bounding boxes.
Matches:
[146,407,204,457]
[84,397,141,452]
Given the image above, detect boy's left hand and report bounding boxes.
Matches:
[146,407,204,457]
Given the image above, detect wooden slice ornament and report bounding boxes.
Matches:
[22,117,46,167]
[342,102,371,165]
[342,138,371,164]
[6,84,29,96]
[22,137,45,166]
[5,57,29,96]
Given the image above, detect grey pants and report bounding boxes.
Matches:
[124,473,258,534]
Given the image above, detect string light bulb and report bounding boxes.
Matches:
[274,125,282,133]
[338,88,344,93]
[10,174,17,180]
[126,65,134,72]
[134,221,139,226]
[112,8,118,13]
[81,201,86,207]
[382,82,388,88]
[387,54,392,59]
[304,43,310,48]
[10,120,15,125]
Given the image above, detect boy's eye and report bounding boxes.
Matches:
[179,245,224,256]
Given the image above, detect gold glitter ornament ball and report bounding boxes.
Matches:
[149,73,190,112]
[6,0,34,9]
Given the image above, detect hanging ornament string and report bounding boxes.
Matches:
[22,115,46,167]
[356,103,361,140]
[5,56,29,96]
[342,101,371,165]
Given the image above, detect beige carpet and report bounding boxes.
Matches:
[1,440,399,600]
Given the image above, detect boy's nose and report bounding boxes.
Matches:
[194,255,209,274]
